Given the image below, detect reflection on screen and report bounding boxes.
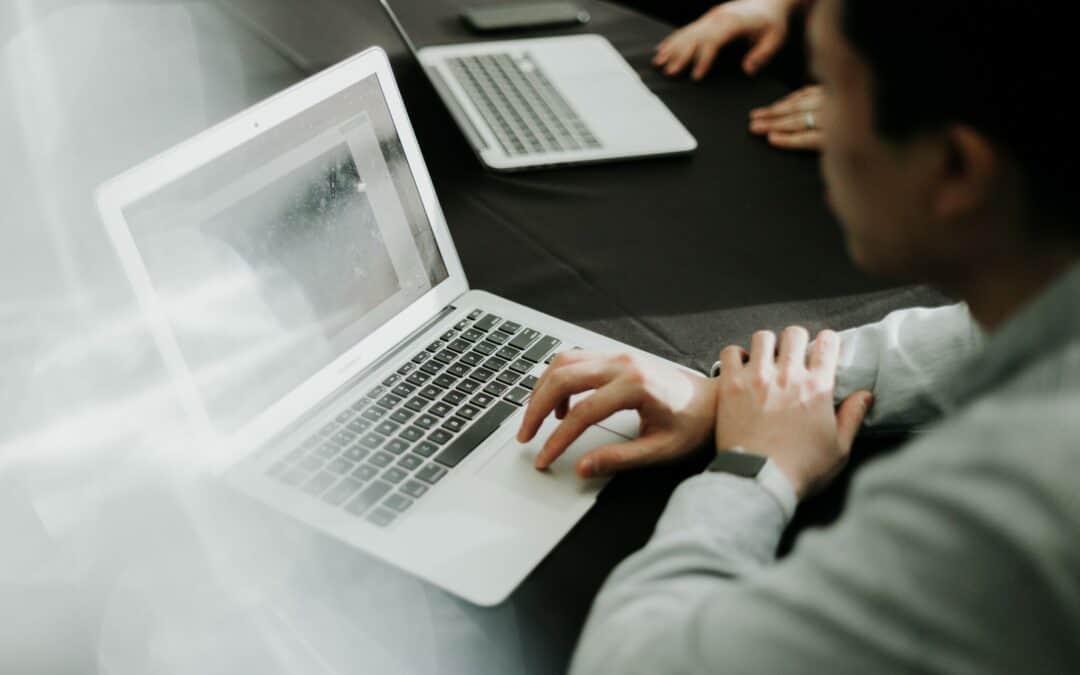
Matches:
[124,74,448,433]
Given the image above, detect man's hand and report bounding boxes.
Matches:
[750,84,825,151]
[653,0,801,80]
[517,350,717,478]
[715,327,874,498]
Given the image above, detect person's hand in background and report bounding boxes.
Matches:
[714,327,874,499]
[749,84,825,151]
[517,350,717,478]
[653,0,803,80]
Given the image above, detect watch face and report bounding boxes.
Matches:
[707,451,768,478]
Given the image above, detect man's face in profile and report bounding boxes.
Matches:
[808,0,951,282]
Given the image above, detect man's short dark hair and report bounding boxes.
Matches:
[839,1,1078,239]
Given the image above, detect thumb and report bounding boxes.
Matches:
[575,436,667,478]
[743,28,786,75]
[835,390,874,452]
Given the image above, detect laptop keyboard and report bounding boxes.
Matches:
[446,52,602,157]
[265,309,564,528]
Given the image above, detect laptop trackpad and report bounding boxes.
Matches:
[474,417,617,510]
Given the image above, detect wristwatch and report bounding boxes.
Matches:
[706,448,798,520]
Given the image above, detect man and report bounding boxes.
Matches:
[518,0,1080,671]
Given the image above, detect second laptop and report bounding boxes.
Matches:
[381,1,697,171]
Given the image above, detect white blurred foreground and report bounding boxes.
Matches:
[0,3,532,672]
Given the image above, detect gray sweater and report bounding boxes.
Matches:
[570,265,1080,674]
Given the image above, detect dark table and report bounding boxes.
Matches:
[225,0,942,357]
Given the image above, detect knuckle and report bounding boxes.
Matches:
[623,367,647,389]
[720,344,743,361]
[816,329,837,345]
[720,377,743,397]
[816,375,836,395]
[548,369,572,390]
[802,378,825,397]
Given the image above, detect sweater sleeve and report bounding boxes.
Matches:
[569,410,1080,675]
[833,303,983,430]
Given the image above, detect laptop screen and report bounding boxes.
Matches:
[123,73,449,434]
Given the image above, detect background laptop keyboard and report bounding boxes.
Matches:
[446,52,602,157]
[265,310,564,528]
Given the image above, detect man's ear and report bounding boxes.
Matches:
[934,124,1004,225]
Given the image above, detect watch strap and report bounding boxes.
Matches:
[706,449,767,477]
[708,449,797,521]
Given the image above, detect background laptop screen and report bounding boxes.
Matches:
[123,73,449,434]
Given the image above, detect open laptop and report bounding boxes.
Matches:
[379,0,697,171]
[97,47,687,606]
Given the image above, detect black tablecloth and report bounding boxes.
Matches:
[211,1,948,671]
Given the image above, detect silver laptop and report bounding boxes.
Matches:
[97,47,688,605]
[380,0,697,171]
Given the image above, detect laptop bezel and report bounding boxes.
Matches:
[96,47,470,465]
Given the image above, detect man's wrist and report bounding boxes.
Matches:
[757,458,799,519]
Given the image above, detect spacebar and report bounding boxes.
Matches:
[434,401,517,468]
